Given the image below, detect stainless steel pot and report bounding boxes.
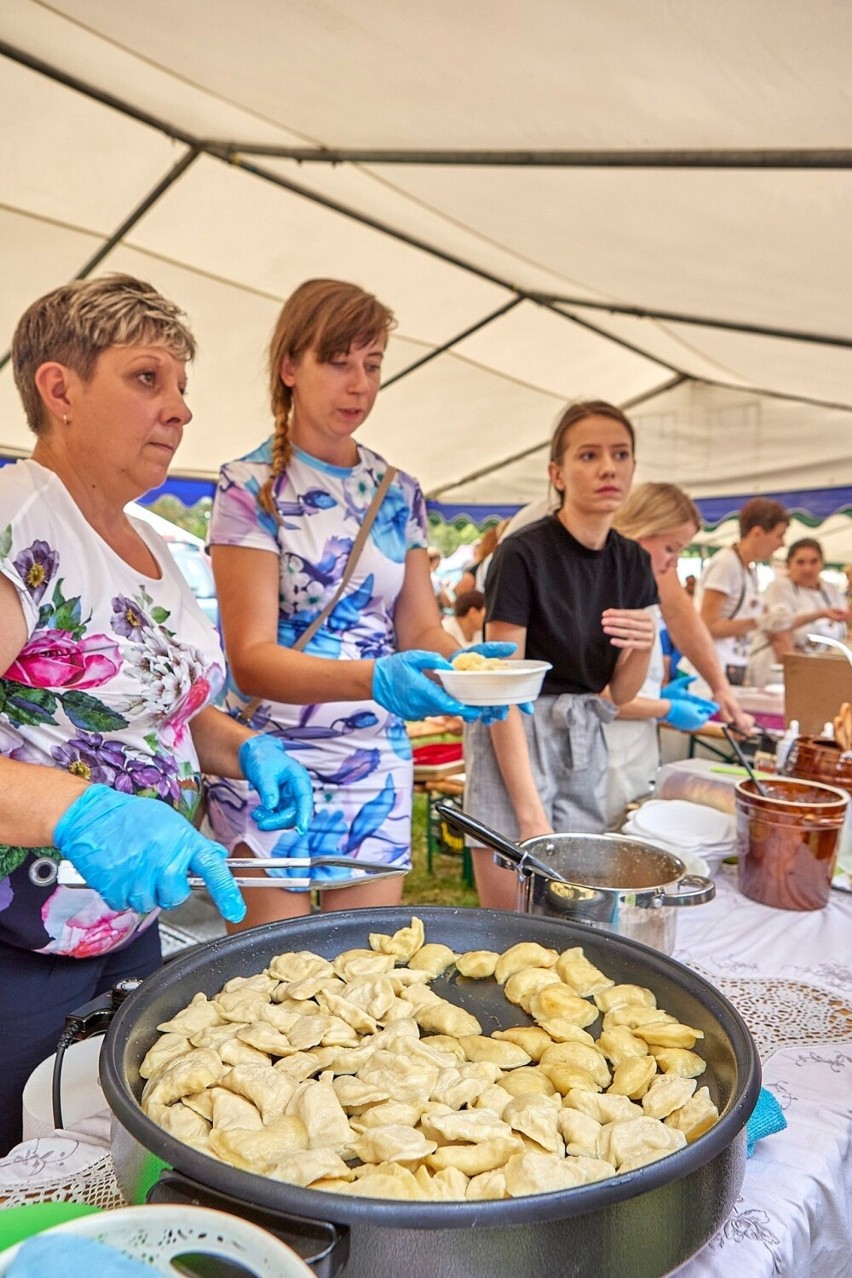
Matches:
[101,907,759,1278]
[514,834,716,954]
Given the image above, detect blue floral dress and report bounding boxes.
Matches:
[205,440,429,881]
[0,461,224,957]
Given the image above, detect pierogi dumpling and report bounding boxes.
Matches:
[142,921,720,1203]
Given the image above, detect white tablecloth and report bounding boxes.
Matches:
[671,866,852,1277]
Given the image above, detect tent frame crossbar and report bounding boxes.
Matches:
[541,297,852,351]
[380,297,524,388]
[199,145,852,170]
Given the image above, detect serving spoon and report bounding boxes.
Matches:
[721,724,772,798]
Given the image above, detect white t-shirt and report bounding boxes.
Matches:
[0,460,224,957]
[693,546,762,673]
[441,616,482,647]
[748,574,848,685]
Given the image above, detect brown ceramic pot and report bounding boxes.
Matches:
[785,736,852,797]
[735,776,848,910]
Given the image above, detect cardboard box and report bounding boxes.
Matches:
[782,652,852,735]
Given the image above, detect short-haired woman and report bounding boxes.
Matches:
[0,274,313,1152]
[694,497,789,685]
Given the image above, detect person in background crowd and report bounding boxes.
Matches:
[428,546,453,612]
[660,626,683,682]
[464,401,657,909]
[455,521,508,595]
[688,497,789,686]
[0,274,313,1154]
[684,574,697,598]
[747,538,852,686]
[205,279,512,930]
[603,484,721,825]
[442,589,486,647]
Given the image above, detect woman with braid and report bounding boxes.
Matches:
[205,279,511,927]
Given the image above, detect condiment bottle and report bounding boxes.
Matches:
[776,719,800,772]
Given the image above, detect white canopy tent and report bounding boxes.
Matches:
[2,0,851,528]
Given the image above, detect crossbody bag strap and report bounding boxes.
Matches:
[235,465,397,725]
[729,552,748,619]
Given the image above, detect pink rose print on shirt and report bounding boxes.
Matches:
[5,629,121,689]
[38,888,142,958]
[160,675,212,749]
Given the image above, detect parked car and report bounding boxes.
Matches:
[128,502,219,630]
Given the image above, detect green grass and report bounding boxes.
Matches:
[401,792,481,909]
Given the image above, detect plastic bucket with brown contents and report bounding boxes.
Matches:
[734,777,848,910]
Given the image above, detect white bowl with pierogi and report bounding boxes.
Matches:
[437,655,552,706]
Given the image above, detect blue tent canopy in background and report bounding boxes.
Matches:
[426,485,852,530]
[2,458,851,534]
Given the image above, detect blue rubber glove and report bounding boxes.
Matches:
[678,691,720,714]
[239,734,314,835]
[661,696,719,730]
[661,673,696,698]
[373,650,503,723]
[456,642,518,662]
[53,785,246,922]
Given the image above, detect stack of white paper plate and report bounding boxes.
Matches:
[622,799,737,875]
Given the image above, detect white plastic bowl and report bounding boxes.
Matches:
[436,658,552,706]
[0,1204,313,1276]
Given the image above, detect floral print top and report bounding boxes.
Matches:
[204,440,428,873]
[0,461,224,958]
[209,440,429,668]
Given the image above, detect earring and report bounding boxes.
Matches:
[62,414,69,426]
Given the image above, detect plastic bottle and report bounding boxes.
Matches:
[822,721,835,741]
[775,718,800,772]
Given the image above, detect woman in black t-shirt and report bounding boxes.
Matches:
[464,401,658,908]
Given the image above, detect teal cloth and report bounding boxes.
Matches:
[746,1085,787,1156]
[8,1233,154,1276]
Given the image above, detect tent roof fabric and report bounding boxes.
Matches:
[2,0,852,513]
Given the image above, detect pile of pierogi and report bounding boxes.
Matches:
[140,918,720,1201]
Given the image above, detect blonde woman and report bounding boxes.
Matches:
[603,484,713,823]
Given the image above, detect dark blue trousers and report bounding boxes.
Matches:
[0,924,162,1155]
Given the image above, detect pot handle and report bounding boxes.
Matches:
[147,1169,349,1278]
[660,874,716,908]
[433,802,568,885]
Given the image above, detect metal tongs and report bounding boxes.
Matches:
[57,856,406,893]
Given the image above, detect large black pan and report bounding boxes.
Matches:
[101,907,760,1278]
